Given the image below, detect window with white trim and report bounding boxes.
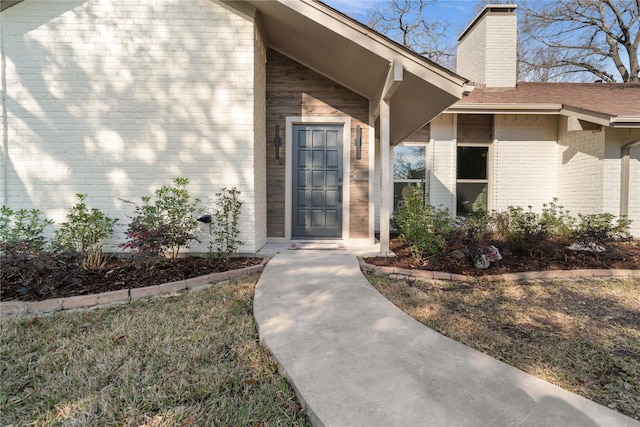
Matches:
[456,114,492,215]
[456,145,489,214]
[393,144,427,211]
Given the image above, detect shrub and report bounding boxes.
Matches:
[572,213,632,249]
[207,187,243,262]
[54,194,118,270]
[392,185,454,261]
[121,177,201,260]
[503,206,548,255]
[0,206,53,256]
[540,198,574,241]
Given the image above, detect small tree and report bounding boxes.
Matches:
[121,177,201,260]
[55,194,118,269]
[392,185,454,261]
[0,206,53,256]
[208,187,243,263]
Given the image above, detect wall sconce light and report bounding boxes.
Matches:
[354,125,362,160]
[197,214,213,236]
[274,124,282,159]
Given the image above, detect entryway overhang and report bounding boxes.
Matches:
[224,0,469,254]
[236,0,469,143]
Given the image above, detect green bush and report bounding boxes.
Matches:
[392,185,454,261]
[0,206,53,256]
[503,206,548,253]
[208,187,243,262]
[122,177,201,259]
[54,194,118,269]
[572,213,632,248]
[540,198,575,241]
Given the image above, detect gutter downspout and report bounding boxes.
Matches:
[620,139,640,218]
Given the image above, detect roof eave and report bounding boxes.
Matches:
[445,103,562,115]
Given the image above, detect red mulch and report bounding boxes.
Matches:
[364,239,640,276]
[1,255,263,302]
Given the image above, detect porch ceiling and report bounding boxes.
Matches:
[240,0,468,144]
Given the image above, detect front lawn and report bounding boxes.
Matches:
[0,276,309,426]
[368,275,640,421]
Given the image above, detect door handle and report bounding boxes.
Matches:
[338,185,342,203]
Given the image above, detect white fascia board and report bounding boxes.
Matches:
[559,106,612,127]
[445,103,562,114]
[610,116,640,128]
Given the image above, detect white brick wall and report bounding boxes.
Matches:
[457,18,486,86]
[484,13,517,88]
[2,0,263,253]
[603,127,640,236]
[252,24,267,251]
[457,10,517,88]
[492,115,558,210]
[429,114,456,212]
[556,116,605,215]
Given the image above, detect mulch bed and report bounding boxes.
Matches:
[1,255,263,302]
[364,239,640,276]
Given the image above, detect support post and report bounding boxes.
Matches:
[379,100,391,255]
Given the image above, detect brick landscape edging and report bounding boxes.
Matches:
[358,258,640,283]
[0,258,269,319]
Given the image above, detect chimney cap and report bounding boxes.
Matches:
[458,4,518,42]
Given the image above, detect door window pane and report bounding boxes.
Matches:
[457,147,488,180]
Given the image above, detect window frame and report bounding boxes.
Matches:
[456,142,492,215]
[392,142,428,211]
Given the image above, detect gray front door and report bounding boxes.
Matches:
[292,124,343,238]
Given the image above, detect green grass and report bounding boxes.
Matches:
[0,275,309,426]
[368,274,640,421]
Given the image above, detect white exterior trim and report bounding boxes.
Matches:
[284,116,352,242]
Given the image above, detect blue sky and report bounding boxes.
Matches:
[322,0,481,38]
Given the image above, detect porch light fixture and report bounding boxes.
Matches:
[355,125,362,160]
[274,125,282,159]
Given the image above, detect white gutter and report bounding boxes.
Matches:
[620,139,640,218]
[446,103,562,115]
[611,116,640,128]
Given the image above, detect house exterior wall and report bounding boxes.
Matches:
[457,9,517,88]
[428,114,456,212]
[556,116,605,215]
[252,21,268,251]
[492,115,558,210]
[1,0,263,253]
[457,17,486,86]
[265,49,369,239]
[603,127,640,236]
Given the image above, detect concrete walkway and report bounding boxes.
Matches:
[254,251,639,427]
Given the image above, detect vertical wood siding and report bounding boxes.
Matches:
[266,50,369,238]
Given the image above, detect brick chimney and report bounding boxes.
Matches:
[457,4,518,88]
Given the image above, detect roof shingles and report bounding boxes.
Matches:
[456,82,640,118]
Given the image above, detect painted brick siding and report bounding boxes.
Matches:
[252,24,268,251]
[428,114,456,212]
[457,17,486,86]
[556,116,605,215]
[484,13,517,88]
[2,0,262,252]
[603,127,640,236]
[457,11,517,88]
[492,115,557,210]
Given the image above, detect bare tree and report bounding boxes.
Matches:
[367,0,454,68]
[520,0,640,83]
